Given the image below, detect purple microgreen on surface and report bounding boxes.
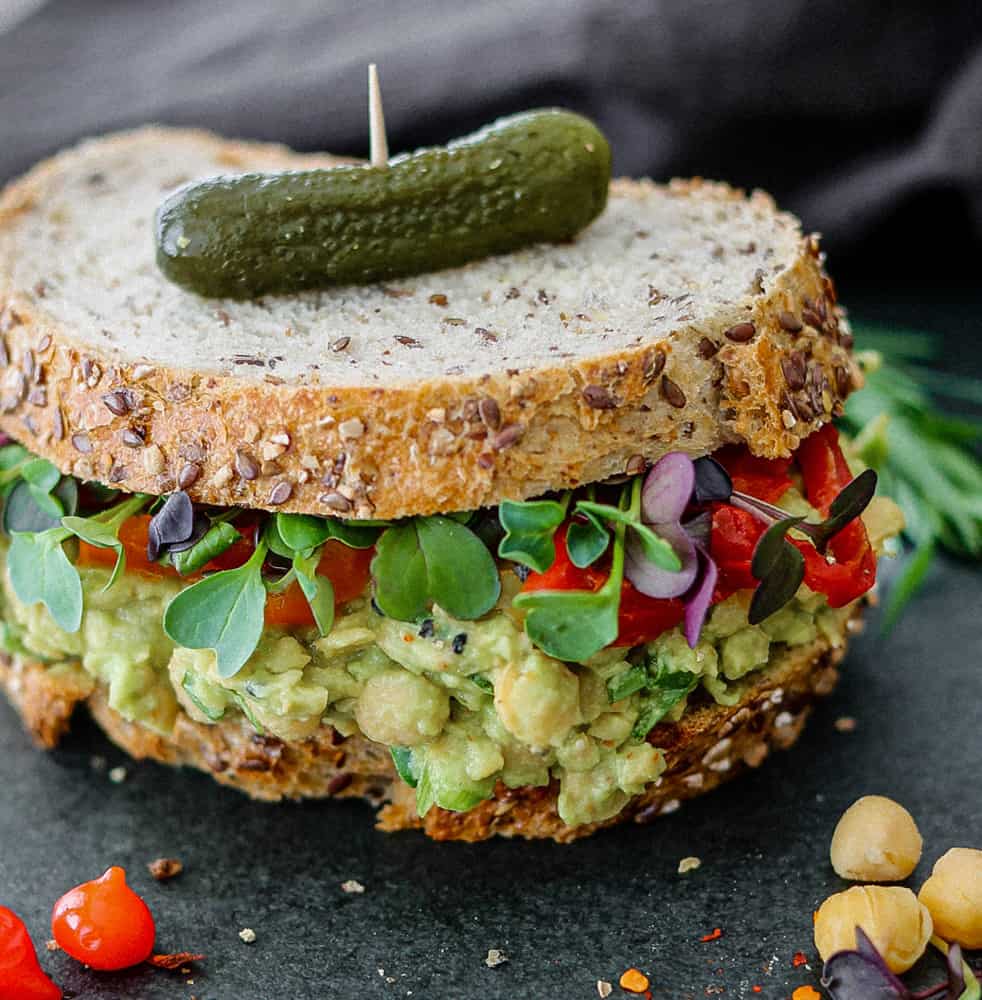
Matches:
[821,928,911,999]
[692,456,733,504]
[748,517,805,625]
[683,547,717,647]
[147,491,195,561]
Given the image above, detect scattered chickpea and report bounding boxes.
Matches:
[814,885,932,973]
[917,848,982,950]
[830,795,923,882]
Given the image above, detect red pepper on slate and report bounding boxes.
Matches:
[51,867,155,971]
[0,906,61,1000]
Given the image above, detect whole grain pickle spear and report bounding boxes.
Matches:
[155,80,611,299]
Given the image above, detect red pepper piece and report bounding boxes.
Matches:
[51,867,155,972]
[795,424,877,607]
[0,907,61,1000]
[521,525,686,647]
[714,446,793,503]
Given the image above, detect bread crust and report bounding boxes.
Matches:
[0,615,856,842]
[0,128,859,520]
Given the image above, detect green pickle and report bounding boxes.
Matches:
[154,109,612,298]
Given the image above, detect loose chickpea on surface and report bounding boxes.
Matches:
[814,885,933,973]
[918,848,982,950]
[830,795,923,882]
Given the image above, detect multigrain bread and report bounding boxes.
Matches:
[0,613,858,842]
[0,127,857,520]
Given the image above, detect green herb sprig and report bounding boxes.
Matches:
[840,324,982,626]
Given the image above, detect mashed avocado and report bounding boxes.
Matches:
[1,552,844,827]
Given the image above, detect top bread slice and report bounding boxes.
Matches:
[0,127,858,520]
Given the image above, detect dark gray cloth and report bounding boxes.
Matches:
[1,0,980,277]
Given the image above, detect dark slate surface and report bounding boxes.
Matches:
[0,290,979,1000]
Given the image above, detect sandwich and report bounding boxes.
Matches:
[0,120,902,842]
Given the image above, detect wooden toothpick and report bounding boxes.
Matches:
[368,63,389,168]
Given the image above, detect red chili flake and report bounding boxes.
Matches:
[149,952,205,970]
[752,987,762,994]
[792,951,808,968]
[700,928,723,942]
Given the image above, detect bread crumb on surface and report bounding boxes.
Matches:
[340,879,365,894]
[834,716,857,732]
[596,980,613,998]
[484,948,508,968]
[238,927,257,944]
[45,939,58,952]
[108,765,127,783]
[148,857,183,881]
[678,856,702,874]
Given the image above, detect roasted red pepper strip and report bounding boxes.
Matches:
[0,907,61,1000]
[521,524,685,647]
[713,446,793,503]
[795,425,877,607]
[711,428,876,609]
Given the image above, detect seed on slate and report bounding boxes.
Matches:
[661,375,686,409]
[582,385,617,410]
[121,427,145,447]
[778,311,803,333]
[178,462,201,489]
[268,481,292,505]
[235,450,259,480]
[330,336,350,352]
[781,354,806,391]
[697,337,719,359]
[724,321,756,343]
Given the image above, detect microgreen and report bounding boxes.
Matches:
[147,491,195,560]
[163,541,268,677]
[169,519,241,576]
[3,476,77,533]
[565,508,610,568]
[7,527,82,632]
[748,517,806,625]
[820,929,981,1000]
[275,512,382,551]
[372,515,500,621]
[62,493,150,592]
[497,496,568,573]
[513,514,626,662]
[576,498,681,571]
[293,549,334,636]
[606,662,647,702]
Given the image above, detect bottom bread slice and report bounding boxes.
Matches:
[0,616,857,843]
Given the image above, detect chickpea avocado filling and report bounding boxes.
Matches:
[0,428,901,828]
